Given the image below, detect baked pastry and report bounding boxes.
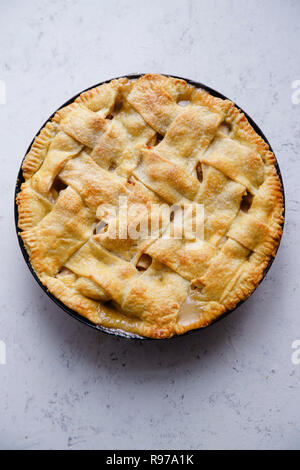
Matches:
[16,74,284,338]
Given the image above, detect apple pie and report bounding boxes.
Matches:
[16,74,284,338]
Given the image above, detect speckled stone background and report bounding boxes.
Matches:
[0,0,299,450]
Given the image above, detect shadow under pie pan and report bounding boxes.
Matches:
[14,73,285,341]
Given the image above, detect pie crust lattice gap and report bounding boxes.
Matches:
[16,74,284,339]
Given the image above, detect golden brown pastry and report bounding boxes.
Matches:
[16,74,284,338]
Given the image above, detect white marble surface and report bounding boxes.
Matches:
[0,0,299,450]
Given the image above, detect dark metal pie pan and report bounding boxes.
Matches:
[14,73,285,340]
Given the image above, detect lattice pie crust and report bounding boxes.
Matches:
[17,74,283,338]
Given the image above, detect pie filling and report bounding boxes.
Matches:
[17,74,283,338]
